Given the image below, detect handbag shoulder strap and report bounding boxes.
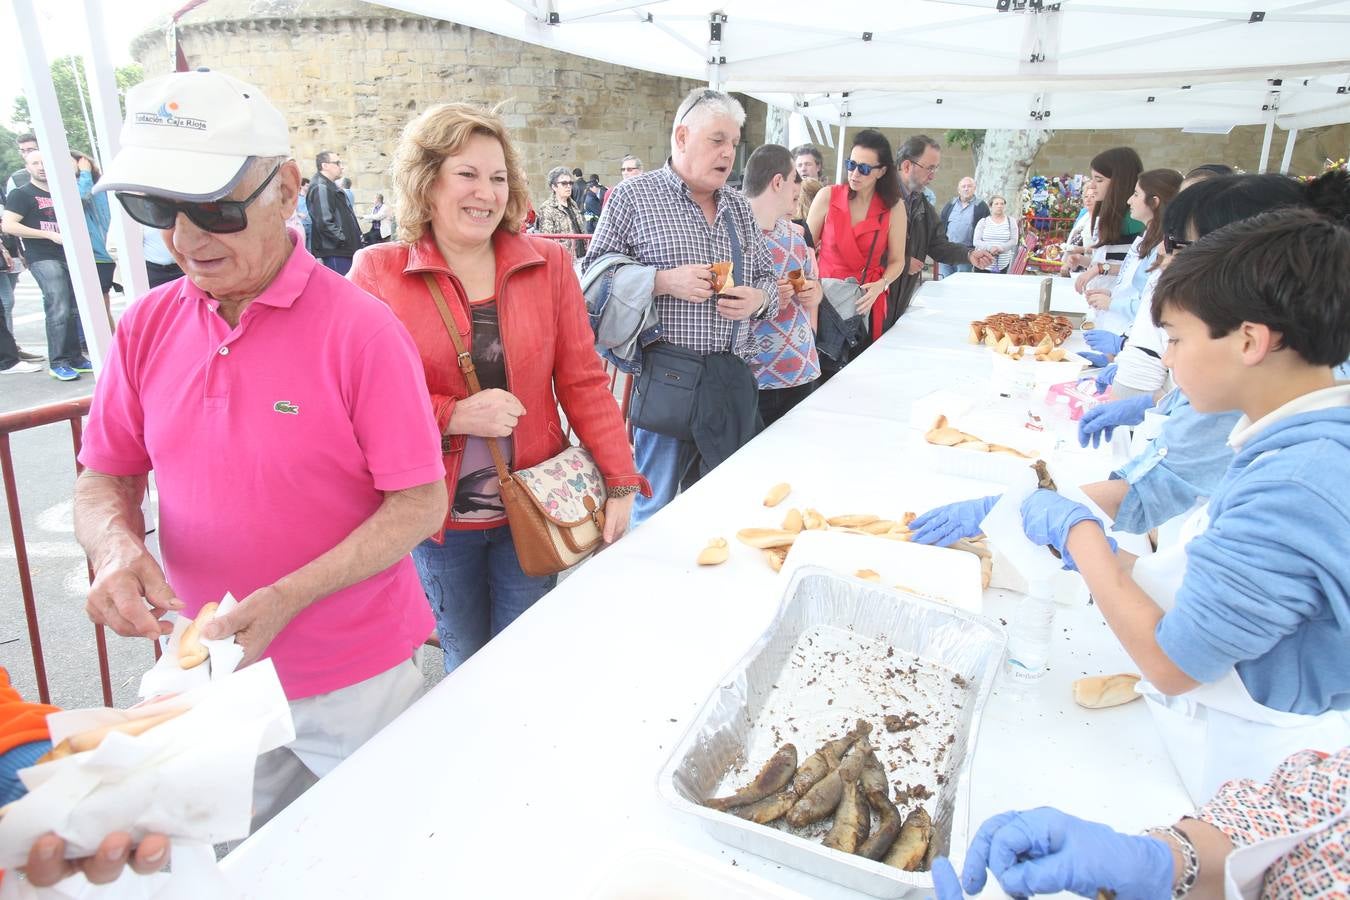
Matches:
[421,273,512,484]
[724,213,745,351]
[861,216,883,283]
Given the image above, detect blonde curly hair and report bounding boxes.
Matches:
[392,102,530,244]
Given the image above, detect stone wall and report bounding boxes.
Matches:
[805,123,1350,208]
[131,0,766,216]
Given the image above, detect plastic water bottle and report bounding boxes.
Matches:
[1005,582,1055,686]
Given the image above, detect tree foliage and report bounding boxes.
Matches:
[945,129,986,166]
[11,57,144,159]
[0,123,25,182]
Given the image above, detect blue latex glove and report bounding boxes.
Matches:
[1084,329,1126,356]
[1077,350,1111,369]
[1094,363,1118,394]
[1020,489,1116,571]
[960,808,1174,900]
[1077,393,1155,448]
[909,495,1000,546]
[931,857,965,900]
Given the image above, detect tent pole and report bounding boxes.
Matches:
[80,0,148,308]
[1257,116,1275,174]
[835,122,846,183]
[1278,127,1299,175]
[10,0,113,375]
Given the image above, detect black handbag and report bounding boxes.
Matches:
[629,221,750,441]
[816,214,883,366]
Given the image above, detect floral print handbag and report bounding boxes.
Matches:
[424,275,606,576]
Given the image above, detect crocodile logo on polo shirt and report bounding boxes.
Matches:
[273,401,300,415]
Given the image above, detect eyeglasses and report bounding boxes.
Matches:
[555,179,574,186]
[678,89,721,124]
[115,164,281,235]
[846,159,884,176]
[1163,234,1192,254]
[620,166,641,172]
[324,158,344,168]
[909,159,940,175]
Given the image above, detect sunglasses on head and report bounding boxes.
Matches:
[115,164,281,235]
[846,159,883,176]
[1163,233,1192,254]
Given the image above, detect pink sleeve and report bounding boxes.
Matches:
[78,307,152,476]
[347,319,446,492]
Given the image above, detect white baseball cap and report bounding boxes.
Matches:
[96,68,291,201]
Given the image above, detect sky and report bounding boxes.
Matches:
[1,0,179,129]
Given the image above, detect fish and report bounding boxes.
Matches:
[786,743,866,827]
[822,767,870,853]
[857,788,903,860]
[705,743,798,811]
[730,789,798,825]
[884,806,932,871]
[791,719,872,796]
[859,739,888,797]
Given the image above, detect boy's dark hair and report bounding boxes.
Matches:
[790,144,823,167]
[17,133,36,146]
[1152,206,1350,367]
[743,144,794,198]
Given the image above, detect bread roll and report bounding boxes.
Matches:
[1073,673,1142,709]
[178,601,219,670]
[763,482,791,507]
[736,528,799,549]
[38,707,187,763]
[781,508,804,533]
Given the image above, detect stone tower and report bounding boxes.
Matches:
[130,0,766,213]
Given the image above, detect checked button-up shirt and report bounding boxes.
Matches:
[583,163,778,359]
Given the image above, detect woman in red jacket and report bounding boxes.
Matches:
[350,103,647,673]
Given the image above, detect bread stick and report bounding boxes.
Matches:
[178,601,219,670]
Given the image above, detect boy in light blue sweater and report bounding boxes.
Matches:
[1028,205,1350,716]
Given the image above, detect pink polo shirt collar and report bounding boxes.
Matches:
[180,226,314,312]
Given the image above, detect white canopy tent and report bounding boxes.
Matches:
[382,0,1350,178]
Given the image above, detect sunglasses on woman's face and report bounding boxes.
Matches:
[115,164,281,235]
[846,159,883,176]
[1163,233,1192,254]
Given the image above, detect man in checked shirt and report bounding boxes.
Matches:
[584,88,778,526]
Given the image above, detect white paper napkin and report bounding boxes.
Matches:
[138,594,246,700]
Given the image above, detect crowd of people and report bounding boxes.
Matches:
[1,68,1347,896]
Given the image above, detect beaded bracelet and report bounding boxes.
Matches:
[1145,825,1200,898]
[606,484,640,499]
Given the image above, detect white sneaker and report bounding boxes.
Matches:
[1,360,42,374]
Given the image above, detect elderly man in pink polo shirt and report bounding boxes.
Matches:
[72,69,447,831]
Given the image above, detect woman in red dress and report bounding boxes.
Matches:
[806,129,908,346]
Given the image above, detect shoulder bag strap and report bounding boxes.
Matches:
[860,216,883,283]
[422,273,512,484]
[724,213,745,351]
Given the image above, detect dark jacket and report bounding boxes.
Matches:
[885,189,975,330]
[306,172,362,258]
[938,197,991,234]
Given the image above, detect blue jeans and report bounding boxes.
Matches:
[27,258,83,367]
[412,525,556,674]
[0,272,15,334]
[319,255,352,276]
[631,426,702,528]
[938,262,972,279]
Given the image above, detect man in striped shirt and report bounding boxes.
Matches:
[583,88,778,526]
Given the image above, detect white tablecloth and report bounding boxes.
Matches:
[222,273,1189,898]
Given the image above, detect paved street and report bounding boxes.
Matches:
[0,271,446,709]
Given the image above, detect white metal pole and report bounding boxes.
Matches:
[1278,127,1300,175]
[80,0,149,304]
[67,55,100,160]
[1257,116,1275,174]
[835,122,846,184]
[10,0,114,376]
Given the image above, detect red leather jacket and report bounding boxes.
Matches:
[349,230,648,534]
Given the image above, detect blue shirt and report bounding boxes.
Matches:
[77,171,112,264]
[1157,397,1350,714]
[944,198,980,246]
[1111,388,1241,534]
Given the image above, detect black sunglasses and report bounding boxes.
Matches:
[678,89,721,124]
[1163,233,1192,254]
[115,164,281,235]
[846,159,884,176]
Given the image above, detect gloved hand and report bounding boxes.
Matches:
[1084,329,1126,356]
[1077,393,1154,448]
[909,495,1000,547]
[931,857,966,900]
[1020,489,1116,571]
[1077,350,1112,369]
[960,807,1174,900]
[1094,363,1118,394]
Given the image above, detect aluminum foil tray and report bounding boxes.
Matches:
[658,566,1007,897]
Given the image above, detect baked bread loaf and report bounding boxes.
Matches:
[1073,673,1142,708]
